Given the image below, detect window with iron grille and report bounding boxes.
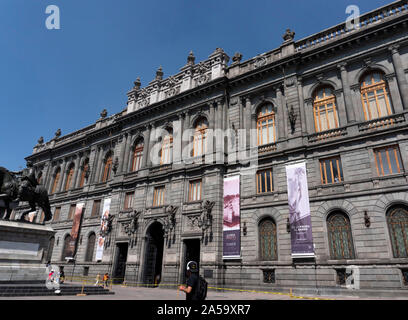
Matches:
[360,71,393,121]
[132,140,144,172]
[153,186,165,207]
[124,192,134,210]
[387,206,408,258]
[374,145,403,176]
[53,207,61,222]
[68,204,76,220]
[83,266,89,276]
[259,218,277,261]
[320,156,343,184]
[263,270,275,283]
[188,180,202,202]
[256,169,273,194]
[327,212,355,260]
[91,200,101,217]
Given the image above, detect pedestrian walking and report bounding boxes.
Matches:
[95,274,101,286]
[103,273,110,288]
[179,261,200,301]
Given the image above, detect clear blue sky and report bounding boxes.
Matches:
[0,0,391,171]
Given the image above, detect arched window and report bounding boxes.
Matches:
[51,168,61,194]
[259,218,277,260]
[132,139,144,172]
[257,104,276,145]
[79,159,89,188]
[64,164,75,191]
[193,118,208,157]
[360,71,393,121]
[313,87,339,132]
[160,129,173,165]
[61,234,72,260]
[102,153,113,182]
[387,206,408,258]
[85,233,96,262]
[327,212,355,260]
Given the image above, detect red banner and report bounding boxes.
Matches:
[65,203,84,260]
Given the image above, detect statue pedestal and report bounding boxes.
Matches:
[0,220,55,282]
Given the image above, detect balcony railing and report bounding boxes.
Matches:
[358,113,406,132]
[258,142,277,154]
[295,1,408,52]
[308,127,347,143]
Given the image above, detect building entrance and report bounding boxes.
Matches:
[113,243,128,284]
[143,222,164,286]
[182,239,200,283]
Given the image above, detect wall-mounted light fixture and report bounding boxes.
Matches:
[286,218,291,233]
[243,222,247,236]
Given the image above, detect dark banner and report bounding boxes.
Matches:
[223,175,241,259]
[286,163,314,257]
[66,202,84,259]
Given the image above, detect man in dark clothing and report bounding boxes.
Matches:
[179,261,199,301]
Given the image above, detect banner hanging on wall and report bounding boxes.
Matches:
[65,202,85,260]
[95,198,111,261]
[223,175,241,259]
[286,162,315,258]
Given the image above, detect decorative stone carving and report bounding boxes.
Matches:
[285,76,296,87]
[232,52,243,64]
[156,66,164,81]
[54,129,61,139]
[288,105,297,134]
[163,205,178,238]
[282,29,295,42]
[121,210,141,236]
[133,77,141,90]
[187,51,195,65]
[100,109,108,119]
[37,137,44,145]
[254,56,267,69]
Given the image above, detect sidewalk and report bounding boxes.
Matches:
[1,284,408,300]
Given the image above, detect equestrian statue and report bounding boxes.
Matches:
[0,161,52,222]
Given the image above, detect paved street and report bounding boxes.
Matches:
[1,284,408,300]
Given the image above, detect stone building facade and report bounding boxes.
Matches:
[16,1,408,294]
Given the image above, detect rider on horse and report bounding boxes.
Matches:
[10,161,39,202]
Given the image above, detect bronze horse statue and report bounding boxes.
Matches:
[0,166,52,222]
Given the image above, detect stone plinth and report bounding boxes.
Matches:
[0,220,55,282]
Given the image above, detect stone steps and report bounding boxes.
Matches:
[0,283,114,297]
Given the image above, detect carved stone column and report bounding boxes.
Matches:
[142,125,152,168]
[123,133,133,172]
[304,98,315,134]
[57,159,67,192]
[334,89,348,127]
[389,44,408,110]
[182,113,190,161]
[243,96,251,149]
[276,87,285,140]
[338,62,356,122]
[297,77,307,135]
[173,113,183,165]
[72,154,81,189]
[93,147,104,183]
[118,133,128,173]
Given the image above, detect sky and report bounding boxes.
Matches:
[0,0,392,171]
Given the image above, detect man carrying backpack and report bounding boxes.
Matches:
[178,261,207,301]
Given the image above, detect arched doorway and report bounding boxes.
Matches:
[143,222,164,286]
